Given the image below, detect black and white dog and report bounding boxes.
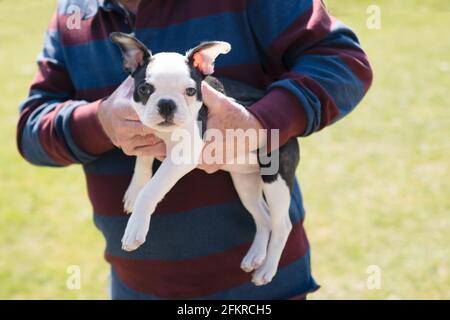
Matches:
[110,32,299,286]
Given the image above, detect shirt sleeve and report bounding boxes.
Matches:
[16,10,114,167]
[246,0,373,148]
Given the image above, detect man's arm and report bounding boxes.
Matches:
[16,11,114,166]
[17,10,164,167]
[246,0,373,147]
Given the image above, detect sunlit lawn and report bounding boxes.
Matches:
[0,0,448,299]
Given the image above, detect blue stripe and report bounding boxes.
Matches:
[20,90,68,113]
[328,20,363,50]
[19,100,62,166]
[284,20,363,70]
[84,148,134,175]
[292,55,366,119]
[63,11,260,90]
[40,30,65,67]
[270,54,366,135]
[110,249,318,299]
[135,11,259,63]
[28,89,71,102]
[56,0,100,18]
[94,180,305,261]
[64,39,124,91]
[246,0,312,49]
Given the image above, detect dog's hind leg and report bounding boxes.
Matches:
[251,175,292,286]
[230,172,271,273]
[251,138,299,285]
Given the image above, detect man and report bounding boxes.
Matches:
[17,0,372,299]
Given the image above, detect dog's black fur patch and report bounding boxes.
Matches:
[187,66,226,137]
[132,60,152,104]
[196,76,301,191]
[188,65,205,102]
[259,138,299,192]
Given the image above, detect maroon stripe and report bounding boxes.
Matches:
[86,173,130,216]
[248,87,308,150]
[281,72,340,131]
[86,169,239,216]
[304,46,373,91]
[106,220,309,299]
[38,103,75,165]
[57,0,247,46]
[31,60,74,95]
[265,1,334,76]
[70,100,115,155]
[135,0,247,29]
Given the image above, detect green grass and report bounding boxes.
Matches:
[0,0,108,299]
[0,0,448,299]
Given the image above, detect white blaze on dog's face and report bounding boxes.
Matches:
[110,32,231,132]
[133,53,198,131]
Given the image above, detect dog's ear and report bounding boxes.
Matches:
[186,41,231,76]
[110,32,152,75]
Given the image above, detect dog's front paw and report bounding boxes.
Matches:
[121,213,150,251]
[251,261,278,286]
[123,182,144,214]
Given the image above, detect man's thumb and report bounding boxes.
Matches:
[201,82,227,110]
[114,76,134,99]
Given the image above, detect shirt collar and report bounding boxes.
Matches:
[99,0,117,11]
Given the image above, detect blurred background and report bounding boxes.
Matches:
[0,0,448,299]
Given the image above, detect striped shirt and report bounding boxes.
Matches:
[17,0,372,299]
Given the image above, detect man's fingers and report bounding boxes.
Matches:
[120,120,155,135]
[116,76,135,97]
[129,134,163,147]
[133,143,166,157]
[201,82,228,111]
[109,76,134,102]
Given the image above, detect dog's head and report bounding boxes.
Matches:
[110,32,231,132]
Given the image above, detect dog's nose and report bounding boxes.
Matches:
[157,99,177,119]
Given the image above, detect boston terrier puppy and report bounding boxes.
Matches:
[110,32,299,286]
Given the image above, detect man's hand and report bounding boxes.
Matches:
[97,76,166,157]
[198,82,266,174]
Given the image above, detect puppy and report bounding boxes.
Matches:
[110,32,299,286]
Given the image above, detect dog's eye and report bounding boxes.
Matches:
[138,83,154,96]
[185,87,197,97]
